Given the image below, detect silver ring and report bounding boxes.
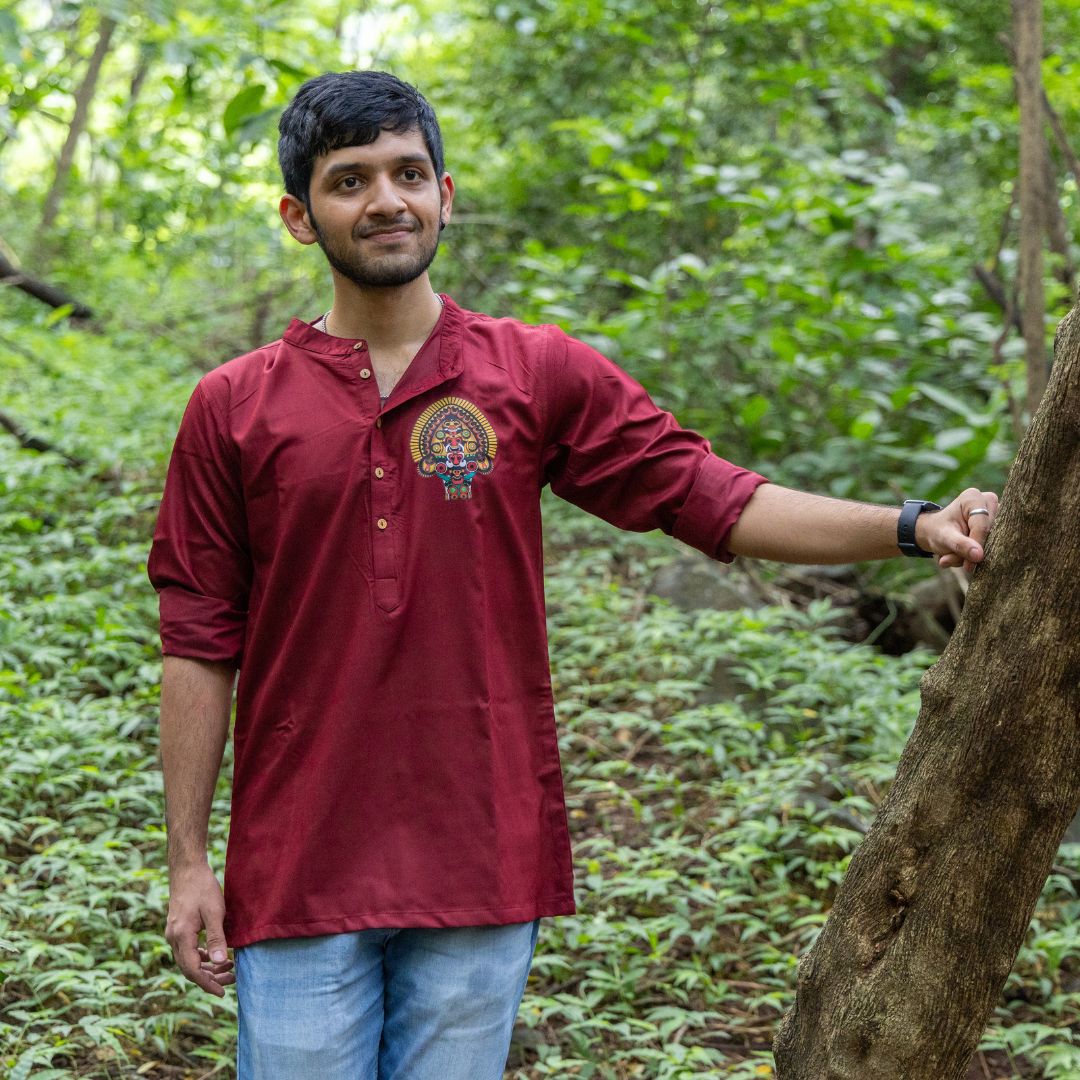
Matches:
[967,508,990,518]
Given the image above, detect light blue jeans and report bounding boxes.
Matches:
[235,921,540,1080]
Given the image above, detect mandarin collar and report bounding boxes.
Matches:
[281,294,465,404]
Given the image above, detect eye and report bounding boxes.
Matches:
[339,175,361,189]
[401,168,424,182]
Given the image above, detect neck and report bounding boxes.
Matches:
[325,274,443,349]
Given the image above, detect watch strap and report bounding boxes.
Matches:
[897,499,941,558]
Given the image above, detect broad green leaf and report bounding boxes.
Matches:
[223,83,266,137]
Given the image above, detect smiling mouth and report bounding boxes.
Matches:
[361,227,415,242]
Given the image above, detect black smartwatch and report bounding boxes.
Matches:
[897,499,941,557]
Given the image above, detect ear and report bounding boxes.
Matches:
[279,194,319,246]
[439,172,455,229]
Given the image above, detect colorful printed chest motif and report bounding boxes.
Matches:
[410,397,498,501]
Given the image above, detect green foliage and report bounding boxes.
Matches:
[0,318,236,1076]
[3,423,1080,1075]
[3,0,1080,1075]
[427,0,1062,503]
[3,0,1076,501]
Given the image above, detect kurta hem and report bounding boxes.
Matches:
[226,896,578,948]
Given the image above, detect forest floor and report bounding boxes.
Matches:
[2,385,1078,1078]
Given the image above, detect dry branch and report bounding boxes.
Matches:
[971,264,1022,331]
[0,251,93,319]
[1042,88,1080,191]
[1013,0,1048,414]
[0,410,86,468]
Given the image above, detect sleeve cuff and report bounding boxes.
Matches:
[672,455,769,563]
[157,586,247,667]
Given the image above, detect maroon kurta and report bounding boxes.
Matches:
[148,297,768,947]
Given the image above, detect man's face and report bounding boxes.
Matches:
[294,129,453,289]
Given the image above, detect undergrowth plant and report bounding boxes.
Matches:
[1,326,1079,1078]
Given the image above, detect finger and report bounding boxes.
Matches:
[939,551,982,576]
[187,960,228,997]
[192,970,228,996]
[198,959,236,985]
[963,492,997,550]
[197,946,235,969]
[963,489,998,519]
[173,930,226,997]
[196,946,235,979]
[200,960,235,977]
[203,906,230,967]
[172,926,201,979]
[943,521,983,565]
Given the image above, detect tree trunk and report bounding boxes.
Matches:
[113,45,153,225]
[1014,0,1048,418]
[36,15,117,240]
[772,301,1080,1078]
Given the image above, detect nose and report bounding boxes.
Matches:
[366,173,408,218]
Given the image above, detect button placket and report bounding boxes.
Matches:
[351,341,378,425]
[370,415,399,611]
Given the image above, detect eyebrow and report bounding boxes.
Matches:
[322,154,431,180]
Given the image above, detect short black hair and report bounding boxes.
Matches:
[278,70,445,204]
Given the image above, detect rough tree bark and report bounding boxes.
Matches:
[772,302,1080,1078]
[1014,0,1048,417]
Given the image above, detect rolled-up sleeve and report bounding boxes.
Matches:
[540,332,768,562]
[147,381,251,666]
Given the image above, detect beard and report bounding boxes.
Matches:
[309,210,442,289]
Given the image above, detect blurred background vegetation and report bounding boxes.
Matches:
[2,1,1080,1077]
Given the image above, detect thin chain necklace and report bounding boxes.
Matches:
[315,294,444,337]
[316,296,445,400]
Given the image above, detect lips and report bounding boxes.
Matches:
[360,225,416,241]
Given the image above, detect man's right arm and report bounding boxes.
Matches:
[160,654,236,997]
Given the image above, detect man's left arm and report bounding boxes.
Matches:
[727,484,999,571]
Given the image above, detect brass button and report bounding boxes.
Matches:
[377,517,388,530]
[375,417,382,428]
[374,467,385,479]
[360,368,372,379]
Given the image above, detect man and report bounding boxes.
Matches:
[148,70,997,1079]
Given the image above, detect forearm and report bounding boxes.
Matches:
[159,655,235,872]
[727,483,997,566]
[725,484,903,563]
